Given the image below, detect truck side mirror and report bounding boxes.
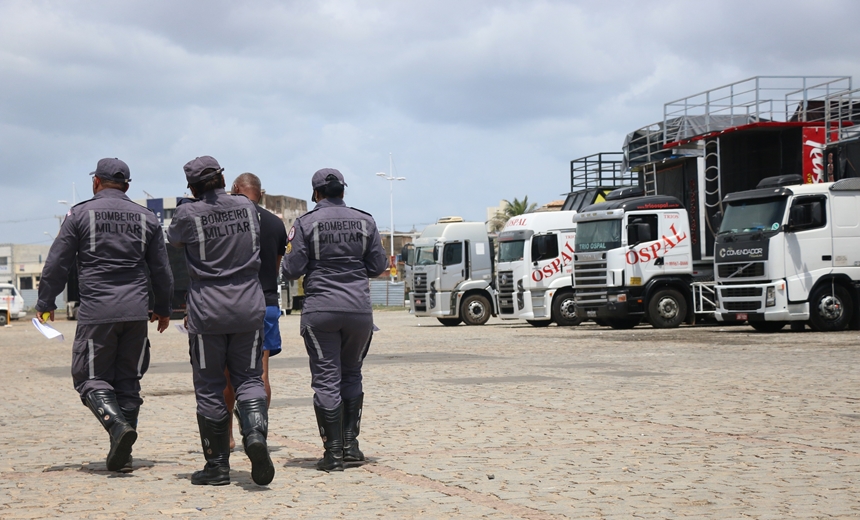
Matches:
[628,222,650,247]
[788,204,811,230]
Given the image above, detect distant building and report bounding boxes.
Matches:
[0,243,51,289]
[534,199,564,212]
[132,193,308,231]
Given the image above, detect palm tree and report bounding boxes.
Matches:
[489,196,538,232]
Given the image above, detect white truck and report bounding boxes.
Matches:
[409,219,496,326]
[572,187,711,329]
[0,283,27,325]
[495,211,580,327]
[714,176,860,332]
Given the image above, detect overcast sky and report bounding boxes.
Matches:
[3,0,860,245]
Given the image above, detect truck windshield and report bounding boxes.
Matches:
[719,197,788,234]
[498,240,525,262]
[575,220,621,251]
[414,246,436,265]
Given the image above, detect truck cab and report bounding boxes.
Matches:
[0,283,27,325]
[409,220,496,326]
[714,176,860,332]
[496,211,579,327]
[573,189,697,329]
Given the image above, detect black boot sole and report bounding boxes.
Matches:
[106,428,137,472]
[191,471,230,486]
[245,440,275,485]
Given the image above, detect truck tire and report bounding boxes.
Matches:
[552,293,582,327]
[0,312,7,326]
[608,317,640,329]
[749,321,786,333]
[647,289,687,329]
[809,284,853,332]
[460,294,491,326]
[437,317,462,326]
[527,320,551,327]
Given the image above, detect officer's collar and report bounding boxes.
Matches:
[314,197,346,208]
[201,188,228,201]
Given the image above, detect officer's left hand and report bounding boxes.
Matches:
[150,313,170,333]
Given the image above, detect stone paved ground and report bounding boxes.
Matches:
[1,310,859,519]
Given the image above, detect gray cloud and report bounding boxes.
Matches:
[2,0,860,244]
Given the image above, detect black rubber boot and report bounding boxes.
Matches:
[119,406,140,473]
[343,393,365,464]
[236,398,275,485]
[314,403,344,472]
[85,390,137,472]
[191,414,231,486]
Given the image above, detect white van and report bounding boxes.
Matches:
[0,283,27,325]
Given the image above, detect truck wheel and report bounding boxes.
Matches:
[526,320,551,327]
[749,321,786,333]
[608,318,640,329]
[809,284,852,332]
[437,318,462,326]
[552,293,582,327]
[0,313,7,326]
[647,289,687,329]
[460,294,491,326]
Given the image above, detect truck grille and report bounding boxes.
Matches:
[574,260,608,305]
[724,301,761,312]
[413,273,427,293]
[717,262,765,279]
[497,271,515,314]
[720,287,763,298]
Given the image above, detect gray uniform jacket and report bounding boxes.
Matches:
[281,198,388,314]
[36,189,174,324]
[166,188,265,335]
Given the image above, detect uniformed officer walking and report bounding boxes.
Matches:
[166,156,274,486]
[223,172,287,450]
[35,157,174,473]
[282,168,388,471]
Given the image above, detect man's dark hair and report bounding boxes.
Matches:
[190,172,226,197]
[318,174,345,199]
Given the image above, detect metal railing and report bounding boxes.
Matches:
[569,152,634,191]
[624,76,853,168]
[824,87,860,145]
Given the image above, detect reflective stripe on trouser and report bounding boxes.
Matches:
[71,321,150,408]
[299,311,373,409]
[188,330,266,419]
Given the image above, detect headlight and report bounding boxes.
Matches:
[766,286,775,307]
[608,294,627,303]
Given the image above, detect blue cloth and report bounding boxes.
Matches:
[263,305,282,356]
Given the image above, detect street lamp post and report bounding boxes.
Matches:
[376,153,405,281]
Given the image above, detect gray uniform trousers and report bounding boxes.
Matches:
[189,330,266,419]
[72,321,150,408]
[300,311,373,410]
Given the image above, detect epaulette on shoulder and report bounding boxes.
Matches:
[71,199,90,209]
[349,207,373,217]
[176,197,199,206]
[301,206,321,217]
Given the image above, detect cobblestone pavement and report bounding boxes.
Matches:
[1,310,859,519]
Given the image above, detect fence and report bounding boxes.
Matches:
[370,281,406,307]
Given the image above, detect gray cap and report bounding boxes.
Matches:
[184,156,223,185]
[90,158,131,183]
[311,168,347,189]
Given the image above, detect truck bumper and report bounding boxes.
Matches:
[715,281,810,322]
[575,288,645,321]
[496,290,551,322]
[410,291,458,318]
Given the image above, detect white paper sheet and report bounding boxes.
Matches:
[174,323,189,334]
[32,318,64,341]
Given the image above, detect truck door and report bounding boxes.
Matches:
[627,214,660,286]
[659,211,690,273]
[785,195,831,301]
[440,241,465,292]
[531,233,560,287]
